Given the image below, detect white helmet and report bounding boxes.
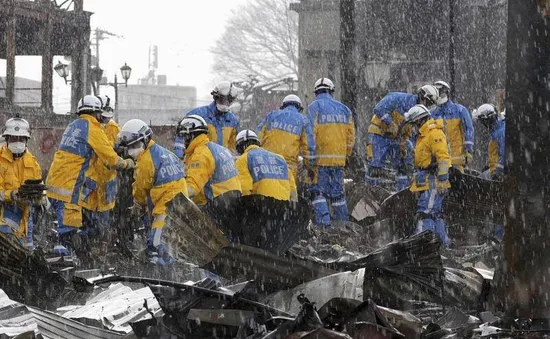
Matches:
[417,85,439,106]
[473,103,498,121]
[404,104,431,124]
[211,81,240,100]
[314,78,335,93]
[77,95,102,114]
[281,94,303,111]
[118,119,152,147]
[178,115,208,136]
[433,81,450,92]
[96,94,114,118]
[236,129,260,154]
[3,117,31,138]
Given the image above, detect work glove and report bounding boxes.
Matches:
[306,167,316,182]
[464,152,473,166]
[116,158,135,170]
[387,122,399,138]
[130,203,145,218]
[10,190,22,203]
[436,180,450,195]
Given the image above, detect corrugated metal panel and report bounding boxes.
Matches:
[0,289,123,339]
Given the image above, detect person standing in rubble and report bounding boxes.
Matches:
[366,85,439,190]
[178,115,241,228]
[257,95,316,186]
[174,81,241,157]
[473,104,505,181]
[119,119,187,265]
[405,105,452,247]
[46,95,134,257]
[307,78,355,228]
[0,116,44,249]
[431,81,475,172]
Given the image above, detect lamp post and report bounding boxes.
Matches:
[54,61,70,84]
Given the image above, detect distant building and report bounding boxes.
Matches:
[117,84,197,125]
[0,77,41,107]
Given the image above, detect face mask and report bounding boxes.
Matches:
[216,104,230,113]
[127,145,144,160]
[436,96,448,106]
[8,142,26,155]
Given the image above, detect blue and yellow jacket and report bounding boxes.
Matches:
[368,92,418,137]
[46,114,125,206]
[307,93,355,167]
[236,145,297,201]
[133,140,188,230]
[0,146,42,239]
[431,99,474,166]
[257,105,316,176]
[489,120,505,177]
[174,102,240,157]
[185,134,241,206]
[410,119,452,192]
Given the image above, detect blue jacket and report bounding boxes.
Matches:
[368,92,418,136]
[431,99,474,165]
[307,93,355,167]
[257,106,316,170]
[174,102,240,157]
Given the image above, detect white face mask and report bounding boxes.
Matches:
[436,95,448,106]
[8,142,26,155]
[127,145,144,160]
[216,104,230,113]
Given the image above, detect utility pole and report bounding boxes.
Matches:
[448,0,456,98]
[491,0,550,319]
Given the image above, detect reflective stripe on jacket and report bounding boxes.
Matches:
[185,134,241,206]
[307,93,355,167]
[236,145,296,201]
[368,92,418,136]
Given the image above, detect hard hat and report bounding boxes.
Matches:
[2,117,31,138]
[314,78,335,93]
[281,94,303,110]
[473,103,498,121]
[433,81,451,91]
[236,129,260,145]
[404,104,431,124]
[96,94,114,118]
[118,119,152,146]
[178,115,208,136]
[417,85,439,105]
[77,95,102,114]
[211,81,241,99]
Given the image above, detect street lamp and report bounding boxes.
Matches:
[54,61,70,84]
[120,63,132,87]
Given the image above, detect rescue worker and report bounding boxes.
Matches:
[307,78,355,228]
[405,105,452,247]
[366,85,439,190]
[234,129,298,251]
[46,95,134,256]
[95,95,121,232]
[119,119,187,265]
[0,117,43,248]
[473,104,505,181]
[235,129,297,201]
[174,81,240,157]
[257,94,315,184]
[431,81,474,171]
[178,115,241,227]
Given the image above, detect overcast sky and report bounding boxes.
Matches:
[1,0,248,112]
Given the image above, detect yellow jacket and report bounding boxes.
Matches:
[307,93,355,167]
[0,146,42,239]
[410,119,452,192]
[368,92,418,137]
[46,114,125,206]
[257,106,316,179]
[133,140,188,230]
[186,102,240,153]
[185,134,241,206]
[236,145,297,201]
[95,120,121,212]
